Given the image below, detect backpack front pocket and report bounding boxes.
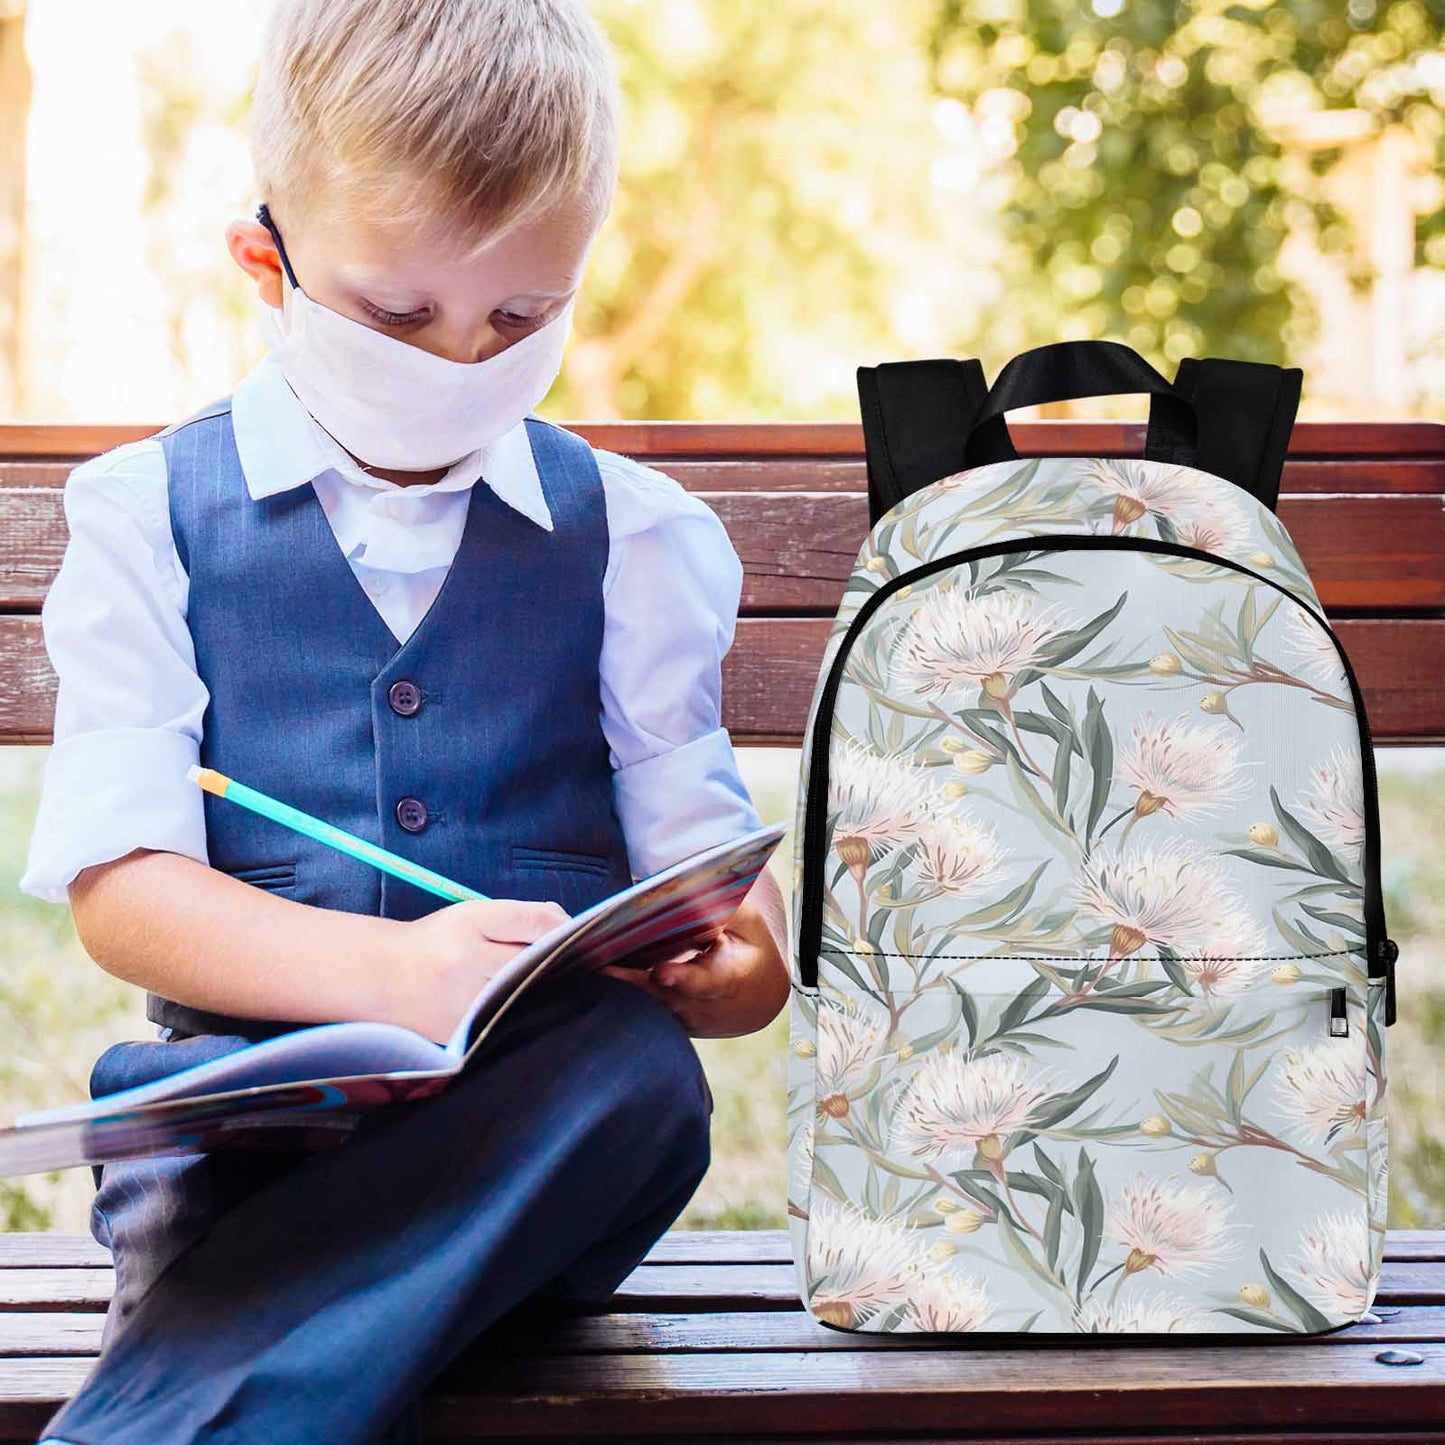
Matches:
[796,963,1381,1335]
[797,537,1391,1003]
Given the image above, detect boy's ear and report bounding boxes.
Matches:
[225,218,286,307]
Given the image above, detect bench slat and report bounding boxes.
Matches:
[3,1259,1439,1314]
[0,1228,794,1270]
[479,1304,1445,1354]
[719,617,1445,745]
[3,614,1441,746]
[7,455,1445,497]
[423,1343,1445,1437]
[5,1227,1438,1268]
[3,418,1442,460]
[0,1312,105,1356]
[3,1344,1443,1441]
[709,492,1445,615]
[6,1302,1445,1361]
[5,489,1441,616]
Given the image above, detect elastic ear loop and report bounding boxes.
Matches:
[256,203,302,291]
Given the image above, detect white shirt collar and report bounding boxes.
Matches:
[229,355,555,532]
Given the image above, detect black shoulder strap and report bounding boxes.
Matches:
[857,359,989,527]
[1171,357,1302,512]
[857,352,1302,527]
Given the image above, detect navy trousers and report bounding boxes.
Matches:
[43,971,714,1444]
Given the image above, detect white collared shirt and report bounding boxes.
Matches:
[19,356,762,902]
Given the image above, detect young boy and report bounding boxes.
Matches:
[20,1,789,1439]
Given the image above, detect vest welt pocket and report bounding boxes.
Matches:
[800,968,1378,1335]
[509,844,613,877]
[223,861,298,892]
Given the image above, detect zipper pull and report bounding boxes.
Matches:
[1378,938,1399,1027]
[1328,987,1349,1038]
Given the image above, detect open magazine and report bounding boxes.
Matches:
[0,820,787,1177]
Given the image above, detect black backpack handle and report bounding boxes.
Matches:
[963,340,1197,469]
[858,342,1302,525]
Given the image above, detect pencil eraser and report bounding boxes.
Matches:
[186,764,202,784]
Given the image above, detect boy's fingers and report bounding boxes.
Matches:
[599,963,676,1006]
[476,900,571,944]
[651,938,747,998]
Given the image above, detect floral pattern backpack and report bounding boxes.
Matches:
[786,340,1398,1336]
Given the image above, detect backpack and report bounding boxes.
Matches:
[786,340,1398,1336]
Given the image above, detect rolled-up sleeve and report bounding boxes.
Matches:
[595,451,763,878]
[18,444,210,903]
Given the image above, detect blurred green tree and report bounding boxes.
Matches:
[572,0,963,419]
[926,0,1445,375]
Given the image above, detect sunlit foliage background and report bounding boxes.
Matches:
[0,0,1440,1231]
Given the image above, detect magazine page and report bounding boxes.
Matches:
[450,819,789,1058]
[0,1060,458,1178]
[16,1022,453,1127]
[0,820,786,1177]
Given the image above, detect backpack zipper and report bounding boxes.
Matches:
[797,533,1394,1019]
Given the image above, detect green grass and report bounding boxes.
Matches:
[1,745,1441,1233]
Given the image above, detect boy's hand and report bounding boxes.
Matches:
[601,869,790,1038]
[398,898,570,1043]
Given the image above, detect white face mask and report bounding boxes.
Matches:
[254,203,574,472]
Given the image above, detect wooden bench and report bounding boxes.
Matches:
[2,1230,1444,1441]
[2,418,1444,1440]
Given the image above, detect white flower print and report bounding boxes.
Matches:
[892,1051,1054,1168]
[890,587,1068,702]
[1083,459,1218,532]
[933,464,1000,494]
[1074,840,1256,961]
[904,1271,994,1332]
[806,1199,935,1327]
[1177,915,1271,997]
[1273,1042,1366,1145]
[1174,499,1253,557]
[788,1113,815,1205]
[913,809,1006,898]
[1288,1211,1374,1318]
[1116,711,1249,822]
[1108,1173,1236,1278]
[1283,607,1344,687]
[1298,746,1366,859]
[830,737,938,852]
[1180,954,1262,998]
[817,995,888,1100]
[1075,1289,1208,1333]
[792,449,1389,1336]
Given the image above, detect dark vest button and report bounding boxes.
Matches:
[395,797,429,833]
[388,680,423,717]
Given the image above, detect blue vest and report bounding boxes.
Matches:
[150,399,634,1039]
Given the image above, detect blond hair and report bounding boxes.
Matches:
[251,0,619,252]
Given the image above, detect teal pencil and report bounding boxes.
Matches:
[187,764,488,904]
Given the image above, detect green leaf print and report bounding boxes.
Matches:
[1258,1249,1334,1333]
[1073,1150,1104,1297]
[1033,1057,1120,1132]
[950,978,979,1048]
[996,1210,1073,1309]
[1051,724,1075,821]
[1082,688,1113,843]
[1270,786,1351,885]
[1032,1143,1068,1193]
[957,861,1048,930]
[1223,847,1322,875]
[1157,946,1196,998]
[1039,681,1075,732]
[1214,1306,1301,1333]
[995,976,1051,1036]
[1015,592,1128,689]
[1045,1189,1066,1271]
[1300,904,1366,938]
